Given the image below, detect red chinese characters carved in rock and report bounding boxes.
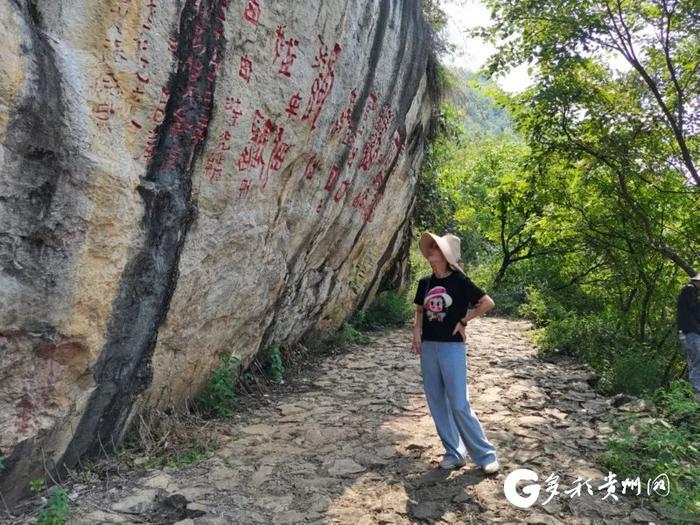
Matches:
[140,128,159,161]
[168,34,178,55]
[239,109,273,173]
[381,129,404,168]
[94,102,115,130]
[151,87,170,124]
[172,107,191,134]
[193,114,209,148]
[358,104,394,171]
[260,127,291,187]
[205,94,241,183]
[273,25,299,78]
[285,91,302,118]
[145,0,157,24]
[224,97,243,127]
[303,155,322,180]
[351,187,371,210]
[111,0,132,17]
[371,170,385,189]
[101,72,122,98]
[132,86,170,161]
[132,1,158,96]
[238,108,292,188]
[362,189,385,223]
[301,35,342,131]
[330,88,357,139]
[324,164,340,191]
[103,33,128,63]
[204,129,233,182]
[362,92,378,123]
[239,55,253,83]
[243,0,261,25]
[239,177,252,197]
[333,180,350,203]
[191,21,208,57]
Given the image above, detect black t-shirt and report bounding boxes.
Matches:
[413,271,486,342]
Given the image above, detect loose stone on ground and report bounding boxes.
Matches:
[9,318,664,524]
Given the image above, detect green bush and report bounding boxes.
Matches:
[603,350,666,397]
[325,322,371,350]
[535,315,669,396]
[602,380,700,523]
[37,486,70,525]
[265,346,285,383]
[488,279,528,317]
[536,315,623,361]
[195,353,240,418]
[0,455,5,474]
[351,289,413,331]
[518,285,568,326]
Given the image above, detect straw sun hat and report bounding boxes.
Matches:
[419,232,465,275]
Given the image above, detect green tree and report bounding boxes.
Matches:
[476,0,699,186]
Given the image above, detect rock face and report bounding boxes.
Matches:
[0,0,433,505]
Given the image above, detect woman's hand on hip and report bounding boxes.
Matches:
[452,322,466,341]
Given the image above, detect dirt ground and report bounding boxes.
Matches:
[6,317,666,524]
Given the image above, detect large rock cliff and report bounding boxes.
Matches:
[0,0,433,504]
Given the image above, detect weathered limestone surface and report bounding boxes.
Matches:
[0,0,433,504]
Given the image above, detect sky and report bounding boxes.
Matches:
[441,0,634,92]
[441,0,533,93]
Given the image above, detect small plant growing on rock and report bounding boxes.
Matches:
[267,346,285,384]
[36,486,70,525]
[0,455,5,473]
[29,478,46,494]
[196,353,240,418]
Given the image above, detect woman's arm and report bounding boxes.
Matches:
[412,305,423,354]
[413,305,423,331]
[462,294,495,324]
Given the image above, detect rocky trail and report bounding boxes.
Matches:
[8,317,664,524]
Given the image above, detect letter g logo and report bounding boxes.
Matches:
[503,468,541,509]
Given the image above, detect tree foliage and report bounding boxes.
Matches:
[414,0,699,397]
[408,4,700,519]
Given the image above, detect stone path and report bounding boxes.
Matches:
[9,317,665,524]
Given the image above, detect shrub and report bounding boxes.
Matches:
[36,486,70,525]
[603,350,666,397]
[265,346,285,384]
[535,315,668,396]
[488,279,528,317]
[324,321,371,351]
[518,285,568,326]
[602,380,700,523]
[195,353,240,418]
[351,289,413,331]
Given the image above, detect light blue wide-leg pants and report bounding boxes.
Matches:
[420,339,497,466]
[681,332,700,394]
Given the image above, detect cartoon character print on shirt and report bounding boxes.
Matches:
[423,286,453,322]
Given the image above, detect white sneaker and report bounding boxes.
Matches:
[481,460,500,474]
[439,457,466,469]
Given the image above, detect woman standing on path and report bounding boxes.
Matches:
[412,232,500,473]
